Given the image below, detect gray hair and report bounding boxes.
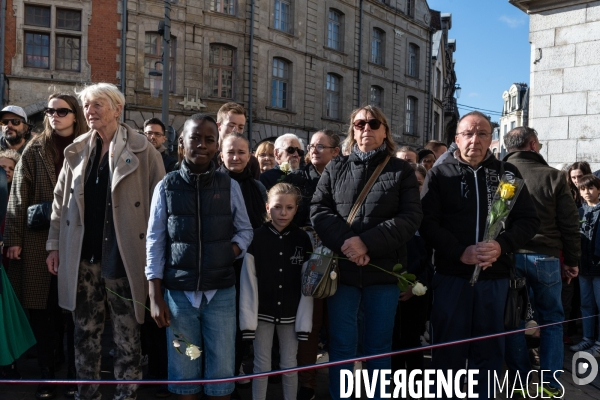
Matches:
[274,133,303,150]
[504,126,538,151]
[77,83,125,111]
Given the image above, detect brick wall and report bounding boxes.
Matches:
[89,0,120,83]
[4,0,16,75]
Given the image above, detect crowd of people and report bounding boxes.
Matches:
[0,82,599,400]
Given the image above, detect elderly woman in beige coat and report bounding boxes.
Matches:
[46,83,165,400]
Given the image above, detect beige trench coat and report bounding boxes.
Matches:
[46,123,165,323]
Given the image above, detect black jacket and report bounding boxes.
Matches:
[160,148,177,173]
[579,204,600,277]
[503,151,580,266]
[420,151,540,279]
[259,166,285,191]
[239,222,313,340]
[286,163,322,227]
[311,150,423,287]
[162,161,236,291]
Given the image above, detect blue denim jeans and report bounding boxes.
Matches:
[505,254,564,389]
[326,283,400,400]
[579,275,600,340]
[165,286,236,396]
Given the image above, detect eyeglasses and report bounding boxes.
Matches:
[144,131,165,138]
[257,153,274,158]
[283,146,305,157]
[44,108,74,117]
[0,119,24,127]
[457,131,491,140]
[307,144,336,152]
[353,119,384,130]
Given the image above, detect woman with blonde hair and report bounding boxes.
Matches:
[5,93,87,398]
[45,83,165,400]
[255,141,276,173]
[311,105,422,399]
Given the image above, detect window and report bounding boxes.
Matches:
[210,0,235,15]
[371,28,384,65]
[209,44,235,99]
[23,5,82,71]
[433,111,440,139]
[406,96,418,135]
[326,73,341,119]
[406,0,414,17]
[274,0,291,33]
[25,33,50,69]
[327,10,342,50]
[56,9,81,30]
[436,68,442,99]
[370,86,383,108]
[408,44,419,77]
[504,125,507,135]
[511,121,516,130]
[144,33,176,92]
[25,5,50,27]
[271,58,289,109]
[511,95,517,110]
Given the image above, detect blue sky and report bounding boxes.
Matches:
[427,0,531,123]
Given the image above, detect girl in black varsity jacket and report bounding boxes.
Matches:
[240,182,313,400]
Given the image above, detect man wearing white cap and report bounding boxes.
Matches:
[0,105,32,153]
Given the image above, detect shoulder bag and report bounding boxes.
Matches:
[301,155,391,298]
[26,151,53,231]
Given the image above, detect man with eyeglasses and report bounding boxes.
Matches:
[143,118,177,173]
[259,133,304,191]
[420,111,540,398]
[0,106,32,153]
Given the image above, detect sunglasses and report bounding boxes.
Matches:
[284,146,305,157]
[44,108,74,117]
[0,119,24,127]
[353,119,383,130]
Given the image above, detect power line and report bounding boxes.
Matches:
[457,103,503,115]
[457,106,503,117]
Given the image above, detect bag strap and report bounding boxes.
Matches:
[347,155,391,224]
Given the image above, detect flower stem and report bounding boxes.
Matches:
[105,287,151,312]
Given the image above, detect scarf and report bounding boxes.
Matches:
[352,142,387,162]
[218,164,266,229]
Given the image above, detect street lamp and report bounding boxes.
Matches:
[454,83,461,99]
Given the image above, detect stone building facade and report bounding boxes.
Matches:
[1,0,120,130]
[2,0,459,149]
[497,82,529,158]
[511,0,600,169]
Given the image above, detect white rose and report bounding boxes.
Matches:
[280,161,291,174]
[185,344,202,360]
[172,340,181,348]
[412,282,427,296]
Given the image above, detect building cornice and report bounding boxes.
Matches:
[509,0,591,14]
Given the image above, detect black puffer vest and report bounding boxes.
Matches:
[162,161,236,291]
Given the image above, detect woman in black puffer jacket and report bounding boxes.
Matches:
[310,105,422,400]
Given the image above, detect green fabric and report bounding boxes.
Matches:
[0,264,36,366]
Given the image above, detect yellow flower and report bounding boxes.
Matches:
[500,183,516,200]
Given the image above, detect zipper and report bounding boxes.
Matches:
[471,166,482,243]
[196,175,202,291]
[357,162,370,289]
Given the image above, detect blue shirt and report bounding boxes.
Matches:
[145,177,253,306]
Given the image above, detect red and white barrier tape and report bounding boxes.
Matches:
[1,314,593,386]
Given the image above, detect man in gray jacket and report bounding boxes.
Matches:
[503,126,580,398]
